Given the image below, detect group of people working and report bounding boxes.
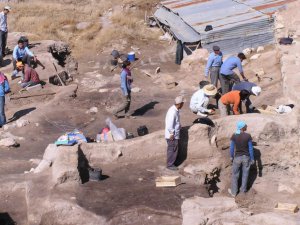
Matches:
[0,6,42,128]
[165,45,261,197]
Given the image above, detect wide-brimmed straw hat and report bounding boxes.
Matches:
[203,84,217,96]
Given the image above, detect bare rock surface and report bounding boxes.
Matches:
[181,196,238,225]
[52,145,80,185]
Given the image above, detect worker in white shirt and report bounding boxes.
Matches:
[190,83,218,117]
[165,96,185,171]
[0,6,10,60]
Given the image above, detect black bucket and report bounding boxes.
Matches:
[89,168,102,181]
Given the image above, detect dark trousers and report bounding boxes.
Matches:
[166,139,179,167]
[114,91,131,116]
[0,96,6,126]
[210,66,220,88]
[0,31,7,56]
[220,73,241,94]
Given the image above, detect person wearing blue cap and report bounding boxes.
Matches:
[228,121,254,197]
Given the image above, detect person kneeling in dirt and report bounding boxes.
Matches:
[165,96,185,171]
[228,121,254,197]
[190,83,217,117]
[219,90,250,117]
[0,72,10,127]
[12,39,37,79]
[232,81,261,113]
[16,62,41,88]
[113,60,133,119]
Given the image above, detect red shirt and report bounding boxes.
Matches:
[23,65,40,83]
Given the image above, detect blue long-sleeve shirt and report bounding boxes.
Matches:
[232,81,256,94]
[220,56,243,76]
[120,69,132,96]
[13,45,34,60]
[0,79,10,96]
[205,52,223,77]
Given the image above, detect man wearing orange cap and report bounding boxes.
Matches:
[16,62,41,88]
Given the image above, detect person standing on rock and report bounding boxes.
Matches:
[165,96,185,170]
[190,83,217,117]
[228,121,254,197]
[0,72,10,127]
[205,46,223,87]
[219,90,250,116]
[232,81,261,113]
[0,6,10,61]
[220,53,247,94]
[114,60,133,119]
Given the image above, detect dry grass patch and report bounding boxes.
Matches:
[0,0,160,57]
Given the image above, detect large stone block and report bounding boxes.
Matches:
[52,146,80,184]
[182,196,237,225]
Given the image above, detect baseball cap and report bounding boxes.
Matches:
[16,61,24,68]
[4,6,11,11]
[175,96,186,104]
[213,45,220,51]
[251,86,261,96]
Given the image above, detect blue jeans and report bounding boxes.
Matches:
[231,155,250,195]
[0,96,6,126]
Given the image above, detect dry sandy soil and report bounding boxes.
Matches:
[0,0,299,225]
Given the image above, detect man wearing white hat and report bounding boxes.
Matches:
[165,96,185,170]
[232,81,261,113]
[190,83,217,117]
[0,6,10,60]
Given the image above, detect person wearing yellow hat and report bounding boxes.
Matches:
[16,62,41,88]
[12,39,37,78]
[190,83,217,117]
[0,6,11,60]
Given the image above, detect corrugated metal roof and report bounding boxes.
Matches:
[155,0,293,54]
[154,7,201,43]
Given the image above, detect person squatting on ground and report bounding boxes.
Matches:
[0,72,10,127]
[0,6,10,60]
[114,60,133,119]
[220,53,247,94]
[16,62,41,88]
[228,121,255,197]
[190,83,217,117]
[165,96,185,171]
[205,45,223,87]
[12,39,37,78]
[232,81,261,113]
[219,90,250,117]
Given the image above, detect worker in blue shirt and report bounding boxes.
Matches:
[232,81,261,113]
[205,45,223,87]
[228,121,255,197]
[113,60,133,119]
[220,53,247,94]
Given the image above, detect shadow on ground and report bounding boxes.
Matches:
[132,101,159,116]
[175,126,190,166]
[0,212,16,225]
[8,107,36,123]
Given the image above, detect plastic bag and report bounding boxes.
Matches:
[105,118,126,141]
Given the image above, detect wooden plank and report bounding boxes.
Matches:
[156,176,181,187]
[275,203,299,213]
[10,92,56,100]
